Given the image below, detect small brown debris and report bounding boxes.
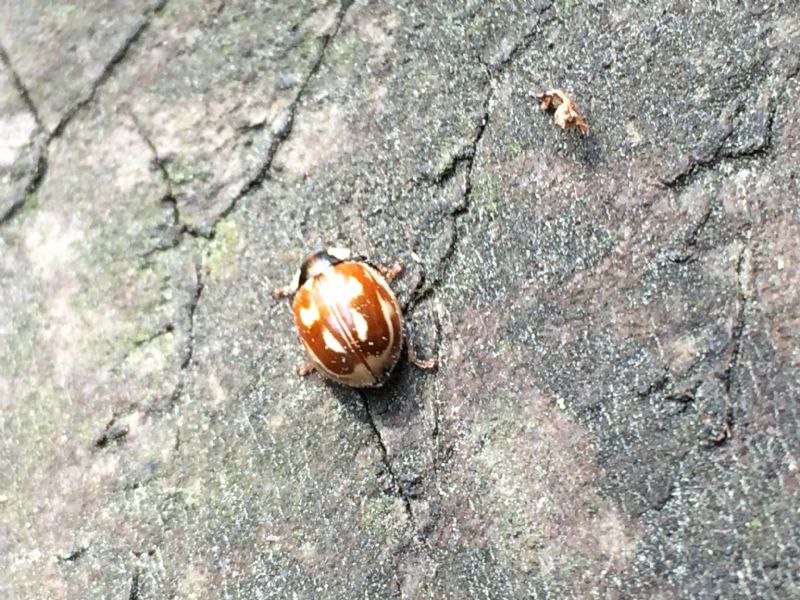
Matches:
[537,89,589,135]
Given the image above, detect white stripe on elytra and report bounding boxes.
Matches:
[352,310,369,341]
[377,293,397,355]
[364,264,403,373]
[302,340,338,378]
[299,303,320,327]
[322,328,347,354]
[318,272,362,304]
[327,303,377,384]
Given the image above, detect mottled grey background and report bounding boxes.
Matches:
[1,1,799,598]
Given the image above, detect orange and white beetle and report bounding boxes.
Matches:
[273,247,435,387]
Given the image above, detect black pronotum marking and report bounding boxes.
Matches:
[297,248,342,288]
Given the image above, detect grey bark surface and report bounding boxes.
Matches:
[1,1,799,598]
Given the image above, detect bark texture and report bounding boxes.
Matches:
[1,1,799,598]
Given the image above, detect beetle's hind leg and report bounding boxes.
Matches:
[296,362,316,377]
[381,262,404,282]
[271,284,295,298]
[404,322,437,370]
[271,268,301,298]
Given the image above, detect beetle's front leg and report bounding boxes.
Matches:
[380,261,404,283]
[296,362,316,377]
[271,284,295,298]
[404,322,437,370]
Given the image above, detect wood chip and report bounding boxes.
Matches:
[536,89,589,135]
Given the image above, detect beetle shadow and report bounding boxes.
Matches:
[576,132,604,169]
[321,354,433,428]
[367,359,435,428]
[323,379,371,423]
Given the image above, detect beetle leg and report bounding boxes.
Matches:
[271,284,295,298]
[407,343,437,369]
[381,261,404,282]
[296,362,316,377]
[272,269,301,299]
[404,322,437,370]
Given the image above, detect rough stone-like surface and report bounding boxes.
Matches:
[0,55,44,221]
[102,0,345,234]
[1,1,799,598]
[0,0,164,134]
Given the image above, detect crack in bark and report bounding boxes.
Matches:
[94,413,130,449]
[659,93,776,189]
[160,261,204,413]
[639,240,754,452]
[685,201,714,249]
[206,0,354,239]
[134,3,353,408]
[0,2,169,226]
[487,26,539,74]
[56,544,89,564]
[0,42,44,129]
[397,62,500,517]
[658,128,735,189]
[460,0,557,77]
[123,110,204,416]
[143,1,354,414]
[133,259,203,418]
[51,1,169,139]
[665,92,773,263]
[724,95,776,160]
[127,108,204,414]
[133,323,175,348]
[127,108,208,254]
[360,59,500,543]
[128,109,174,199]
[713,240,752,446]
[0,42,48,225]
[361,392,415,524]
[484,1,553,75]
[128,568,141,600]
[0,151,48,226]
[666,198,715,264]
[408,77,493,312]
[183,262,203,373]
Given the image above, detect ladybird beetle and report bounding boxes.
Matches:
[273,247,435,387]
